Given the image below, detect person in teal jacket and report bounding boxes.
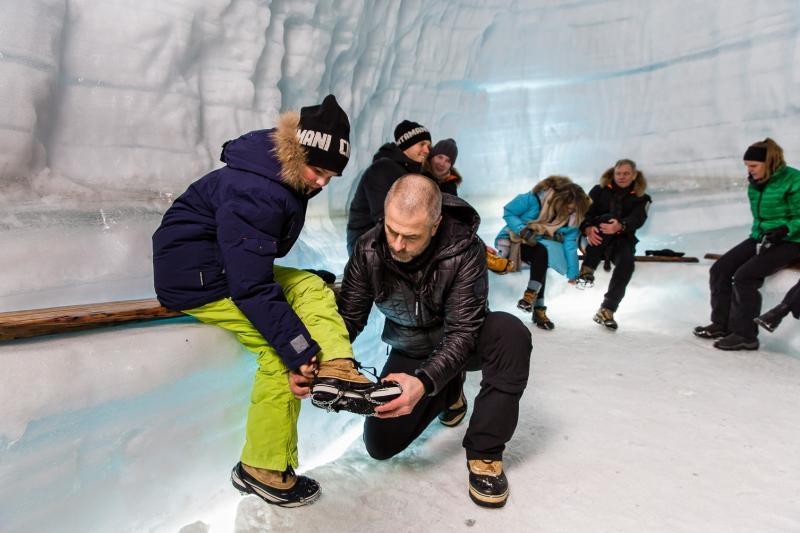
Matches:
[694,137,800,350]
[495,176,591,329]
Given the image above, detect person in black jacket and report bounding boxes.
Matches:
[578,159,651,329]
[335,174,531,508]
[345,120,431,254]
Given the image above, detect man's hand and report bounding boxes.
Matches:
[288,356,317,399]
[585,225,603,246]
[374,373,426,419]
[599,218,623,235]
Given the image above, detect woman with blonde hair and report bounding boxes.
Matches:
[578,159,651,330]
[495,176,591,329]
[694,138,800,350]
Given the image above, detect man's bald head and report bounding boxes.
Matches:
[383,174,443,263]
[384,174,442,224]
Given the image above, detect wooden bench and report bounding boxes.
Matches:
[0,299,183,341]
[0,283,343,342]
[704,253,800,270]
[578,255,699,263]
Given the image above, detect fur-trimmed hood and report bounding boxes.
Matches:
[219,111,309,194]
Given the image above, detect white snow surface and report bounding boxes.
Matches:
[1,1,800,531]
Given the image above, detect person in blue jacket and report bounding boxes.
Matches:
[495,176,591,329]
[152,95,388,508]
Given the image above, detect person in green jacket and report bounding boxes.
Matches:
[694,138,800,350]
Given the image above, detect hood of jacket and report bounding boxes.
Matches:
[370,193,481,269]
[220,111,309,194]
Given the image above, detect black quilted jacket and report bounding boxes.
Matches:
[337,195,488,395]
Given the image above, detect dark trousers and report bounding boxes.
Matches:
[521,243,548,299]
[783,280,800,318]
[363,311,532,461]
[582,236,636,312]
[710,238,800,338]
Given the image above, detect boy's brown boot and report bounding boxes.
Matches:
[311,359,402,415]
[231,462,320,507]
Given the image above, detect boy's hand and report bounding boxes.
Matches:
[289,356,317,399]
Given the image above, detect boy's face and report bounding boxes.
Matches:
[302,166,336,191]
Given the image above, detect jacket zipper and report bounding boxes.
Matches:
[756,188,764,236]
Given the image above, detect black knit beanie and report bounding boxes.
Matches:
[430,138,458,165]
[743,145,767,162]
[394,120,431,151]
[297,94,351,175]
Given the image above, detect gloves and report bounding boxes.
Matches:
[519,227,538,246]
[304,269,337,284]
[645,249,685,258]
[762,226,789,245]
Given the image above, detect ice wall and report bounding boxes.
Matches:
[2,0,800,217]
[2,1,800,531]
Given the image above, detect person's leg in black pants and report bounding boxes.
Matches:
[601,238,636,312]
[582,239,608,271]
[518,243,548,311]
[786,280,800,318]
[363,312,532,462]
[363,351,459,460]
[727,241,800,339]
[462,311,532,460]
[708,238,757,329]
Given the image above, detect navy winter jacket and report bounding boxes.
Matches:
[153,125,320,370]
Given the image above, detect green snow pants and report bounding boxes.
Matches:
[185,265,353,471]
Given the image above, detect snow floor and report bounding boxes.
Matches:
[2,219,799,532]
[227,263,800,533]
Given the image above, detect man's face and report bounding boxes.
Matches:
[301,165,336,191]
[384,203,440,263]
[430,154,452,178]
[403,140,432,163]
[745,160,767,181]
[613,164,635,188]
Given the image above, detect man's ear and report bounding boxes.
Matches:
[431,215,443,235]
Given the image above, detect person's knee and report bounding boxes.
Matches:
[364,442,399,461]
[480,312,531,392]
[363,422,406,460]
[732,264,763,288]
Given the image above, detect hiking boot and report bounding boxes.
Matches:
[439,391,467,427]
[533,306,555,330]
[231,462,320,507]
[516,289,537,313]
[310,359,402,416]
[593,307,617,330]
[467,459,509,508]
[577,265,595,289]
[713,333,759,351]
[693,323,729,339]
[754,303,790,333]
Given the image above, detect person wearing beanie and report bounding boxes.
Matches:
[423,138,463,195]
[694,137,800,350]
[153,95,392,508]
[346,119,432,254]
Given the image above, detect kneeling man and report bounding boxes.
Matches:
[339,174,532,507]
